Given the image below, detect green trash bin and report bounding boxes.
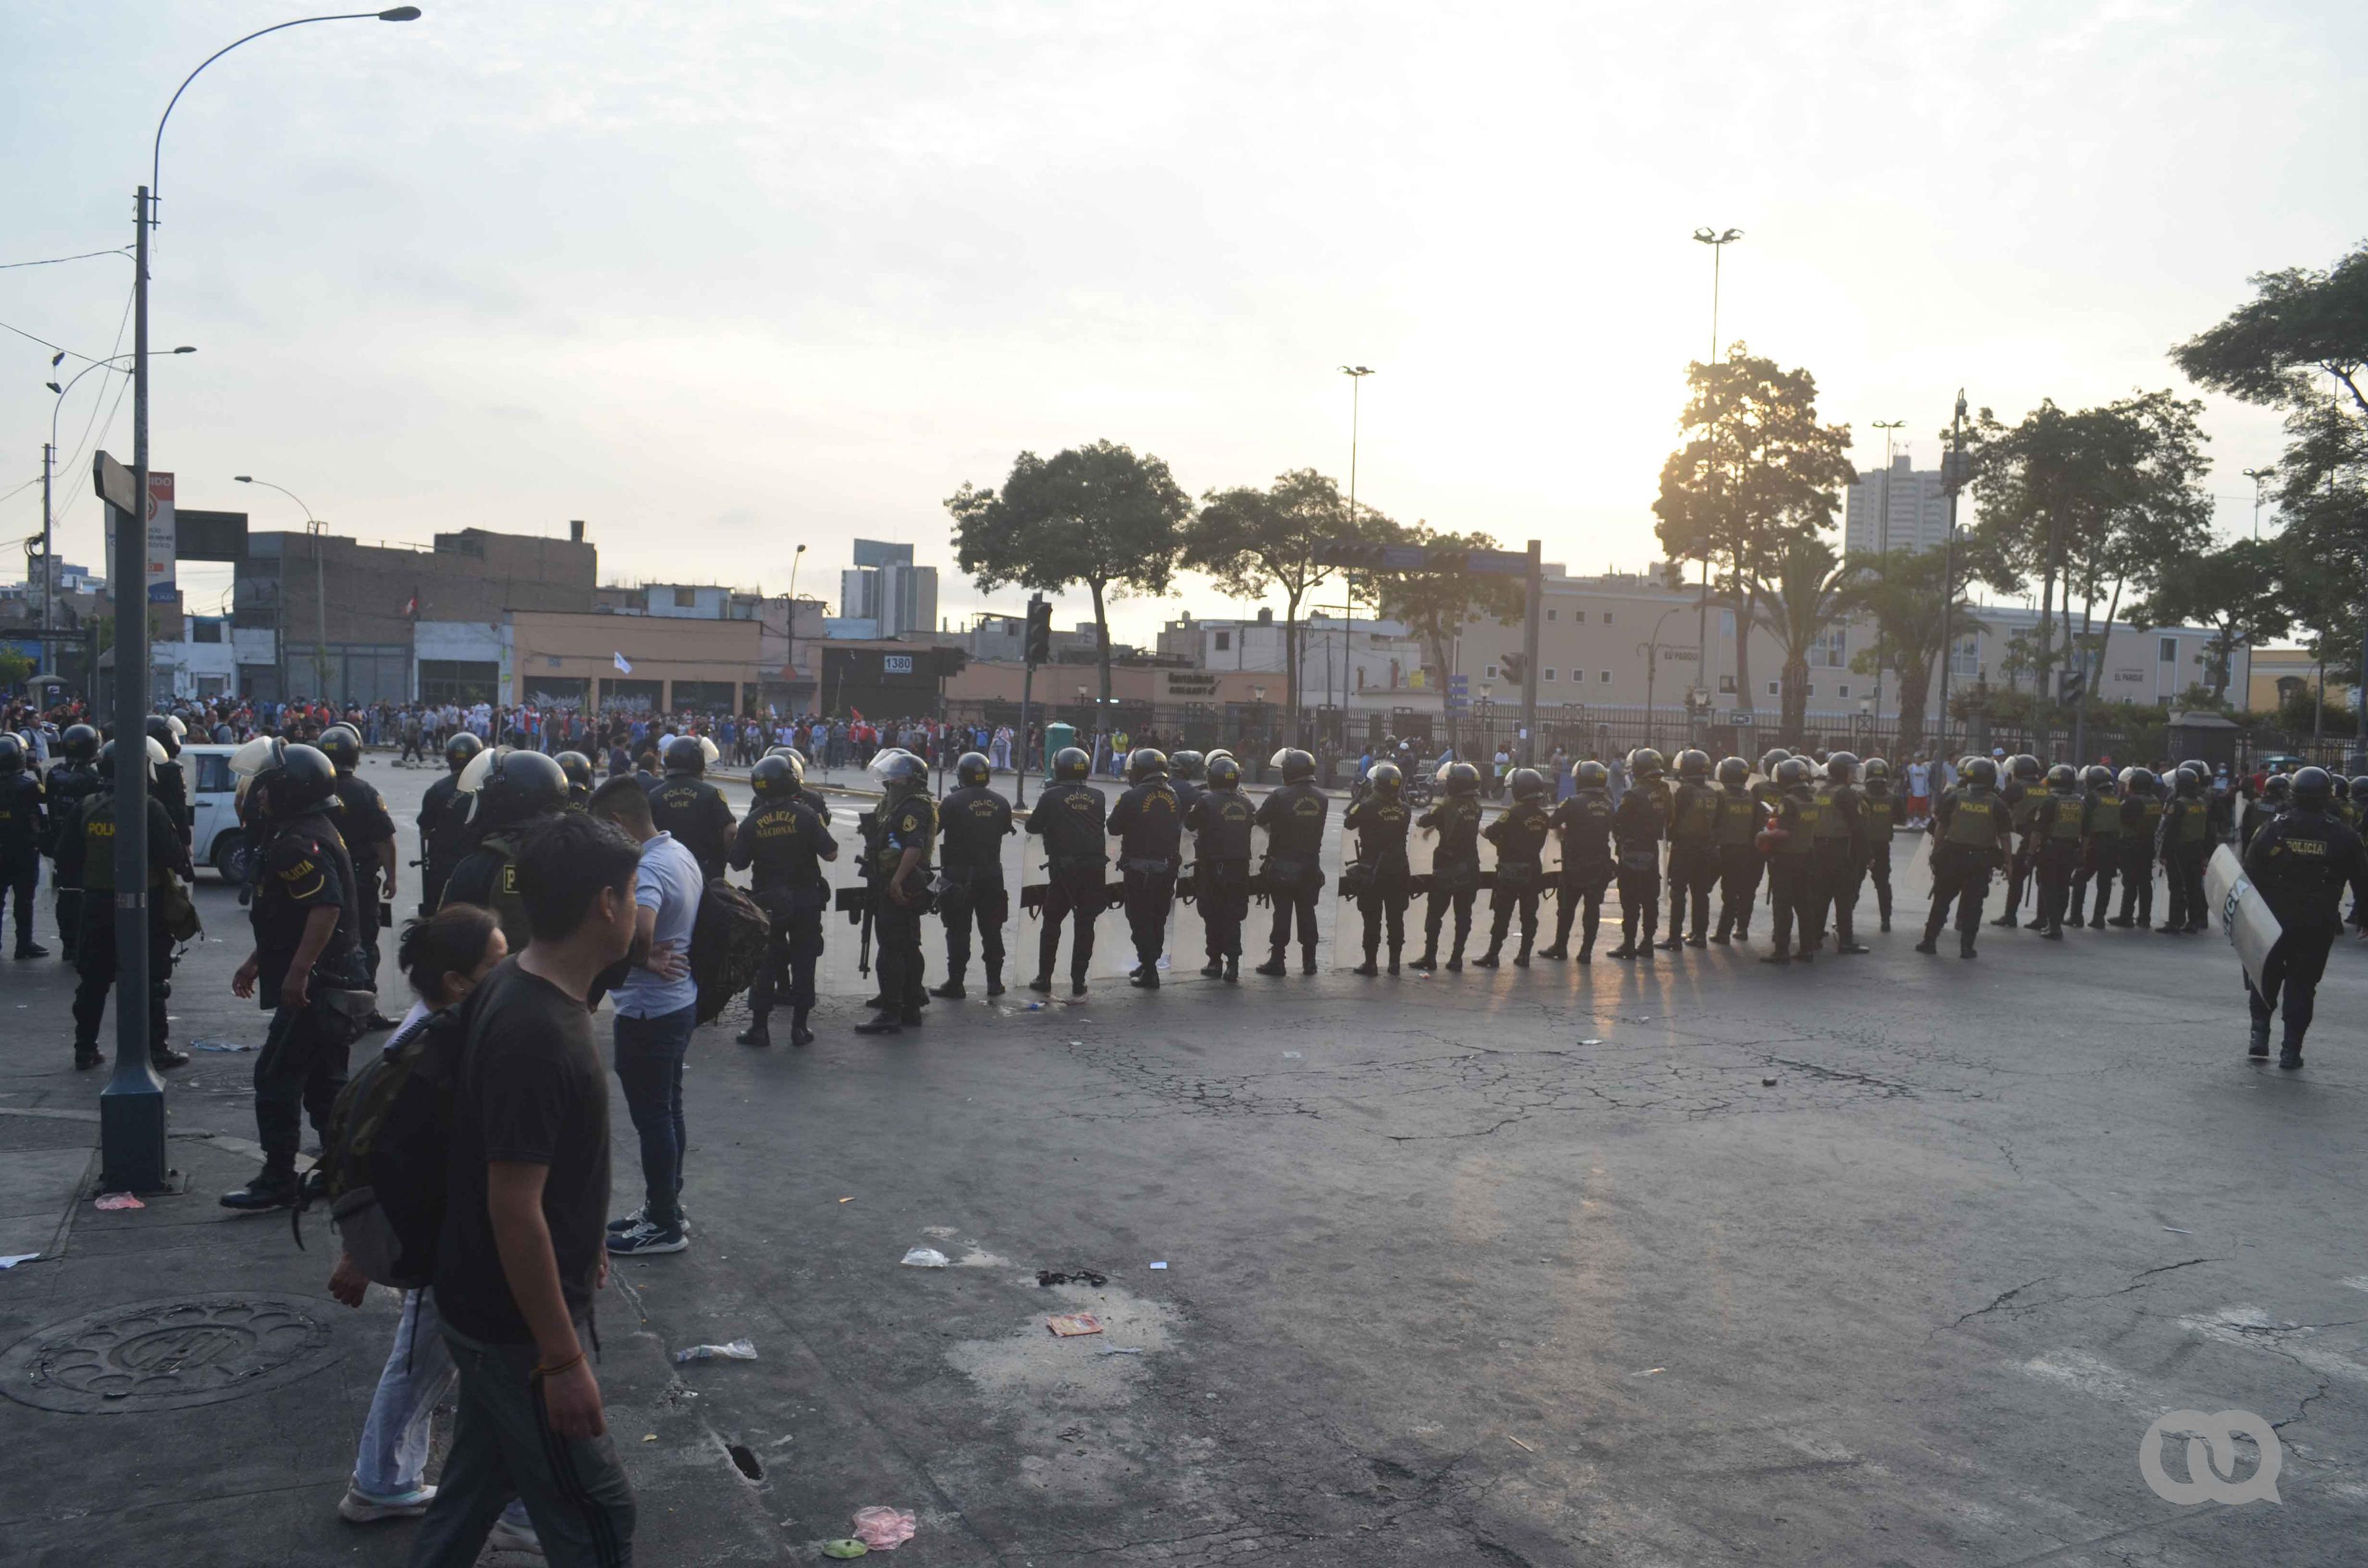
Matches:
[1042,721,1075,779]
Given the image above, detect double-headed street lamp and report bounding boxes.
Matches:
[2242,467,2275,540]
[234,476,329,699]
[38,347,194,677]
[99,6,422,1194]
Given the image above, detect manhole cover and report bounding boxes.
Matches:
[0,1294,339,1414]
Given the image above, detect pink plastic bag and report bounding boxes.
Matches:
[852,1506,917,1550]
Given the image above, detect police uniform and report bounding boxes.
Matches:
[646,771,737,881]
[1413,792,1484,969]
[2241,803,2368,1064]
[730,794,836,1038]
[1811,779,1868,952]
[1609,782,1667,956]
[2029,788,2084,937]
[331,770,397,988]
[1478,794,1550,966]
[443,827,538,953]
[1544,787,1614,960]
[1108,777,1183,983]
[1341,791,1412,973]
[1254,779,1330,972]
[871,788,937,1019]
[1994,777,2040,927]
[416,772,471,917]
[249,809,369,1178]
[1763,785,1823,961]
[2116,786,2164,927]
[2158,789,2213,934]
[57,790,189,1066]
[1712,782,1766,942]
[937,782,1014,995]
[1661,778,1719,947]
[1922,783,2013,955]
[43,758,101,958]
[152,754,193,850]
[0,764,43,957]
[2068,782,2120,926]
[1029,779,1108,991]
[1855,781,1896,932]
[1185,785,1256,975]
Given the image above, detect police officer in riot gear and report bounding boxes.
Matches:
[1761,757,1823,964]
[442,748,572,951]
[1342,760,1412,975]
[554,749,596,808]
[1992,754,2044,927]
[1608,748,1669,959]
[1812,751,1870,953]
[1712,755,1763,942]
[417,731,482,916]
[1919,755,2013,958]
[2066,764,2120,927]
[1476,766,1550,967]
[43,723,102,961]
[1660,749,1718,950]
[2241,773,2290,853]
[1856,757,1897,933]
[2113,766,2163,927]
[0,734,46,958]
[221,739,372,1210]
[648,734,736,880]
[146,715,192,850]
[2158,761,2213,934]
[1108,748,1183,988]
[318,723,401,1025]
[1542,760,1615,961]
[935,751,1015,999]
[1169,749,1207,818]
[1255,747,1328,976]
[1027,747,1108,997]
[2240,766,2368,1068]
[2027,763,2084,938]
[1413,761,1484,971]
[855,749,935,1033]
[58,738,191,1070]
[1185,752,1256,979]
[730,751,837,1047]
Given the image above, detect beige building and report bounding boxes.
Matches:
[507,609,763,712]
[2245,647,2356,715]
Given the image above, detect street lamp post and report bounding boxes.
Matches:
[784,541,807,719]
[1934,391,1970,764]
[1692,227,1741,739]
[2242,467,2274,540]
[1642,604,1687,752]
[39,348,194,681]
[234,477,328,700]
[1868,417,1906,728]
[1338,365,1373,731]
[102,5,422,1194]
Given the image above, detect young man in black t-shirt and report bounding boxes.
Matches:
[409,811,643,1568]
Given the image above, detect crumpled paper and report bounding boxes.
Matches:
[852,1506,918,1550]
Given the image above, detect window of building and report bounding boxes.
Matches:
[1601,612,1613,625]
[1719,675,1736,694]
[1599,670,1613,684]
[1810,626,1847,668]
[1547,609,1557,622]
[1807,684,1817,698]
[1767,680,1780,696]
[673,586,697,608]
[1484,663,1499,680]
[2160,636,2177,663]
[1572,610,1587,624]
[1838,683,1851,699]
[1213,630,1231,652]
[191,620,223,644]
[1542,668,1556,683]
[1949,634,1980,678]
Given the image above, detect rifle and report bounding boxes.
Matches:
[834,884,874,976]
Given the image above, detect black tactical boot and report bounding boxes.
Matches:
[220,1166,300,1212]
[1223,956,1239,983]
[1027,973,1054,994]
[1471,944,1501,969]
[1130,967,1159,989]
[1409,942,1438,971]
[1387,946,1401,975]
[1301,947,1317,975]
[1959,931,1978,959]
[1201,958,1225,979]
[734,1016,772,1048]
[1353,946,1379,977]
[1255,949,1288,977]
[2247,1022,2271,1058]
[789,1010,815,1047]
[2278,1039,2304,1070]
[985,969,1006,997]
[931,978,966,999]
[1513,938,1532,967]
[151,1046,191,1071]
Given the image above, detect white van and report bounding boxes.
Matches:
[178,743,246,877]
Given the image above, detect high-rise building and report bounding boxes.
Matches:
[1844,456,1954,556]
[840,540,937,639]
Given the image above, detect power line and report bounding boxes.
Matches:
[0,247,131,272]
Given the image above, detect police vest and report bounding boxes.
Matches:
[1945,794,2005,848]
[1778,798,1820,855]
[1714,790,1761,845]
[1669,785,1716,842]
[474,831,533,950]
[2177,800,2211,844]
[2045,797,2082,841]
[1811,789,1851,841]
[2132,798,2164,836]
[2084,796,2123,839]
[1863,795,1892,834]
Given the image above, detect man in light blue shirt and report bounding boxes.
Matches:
[586,776,703,1256]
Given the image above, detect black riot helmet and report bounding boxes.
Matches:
[1272,747,1316,783]
[1825,750,1860,784]
[750,753,804,799]
[2351,774,2368,804]
[0,734,22,774]
[316,724,363,773]
[144,713,182,760]
[956,751,992,789]
[1574,759,1610,790]
[1758,747,1790,775]
[2126,765,2157,796]
[1442,760,1481,795]
[445,730,483,775]
[2336,774,2352,802]
[1716,755,1750,787]
[664,736,708,776]
[1205,753,1243,790]
[2009,753,2042,783]
[464,747,570,827]
[1862,757,1891,784]
[2292,766,2334,809]
[1628,747,1666,781]
[1127,747,1170,783]
[1962,756,1999,789]
[868,748,928,795]
[554,750,595,803]
[1170,749,1206,782]
[60,723,99,762]
[2173,763,2203,797]
[1053,746,1091,782]
[1675,749,1711,781]
[1773,756,1811,789]
[2261,773,2293,807]
[2045,763,2077,791]
[1367,761,1403,797]
[2081,764,2113,790]
[249,739,339,818]
[1508,766,1547,800]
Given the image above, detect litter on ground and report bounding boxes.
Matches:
[94,1192,144,1211]
[900,1248,950,1268]
[1037,1268,1106,1287]
[674,1339,758,1363]
[1047,1312,1105,1337]
[852,1505,918,1550]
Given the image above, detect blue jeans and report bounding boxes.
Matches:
[612,1006,696,1229]
[354,1289,530,1533]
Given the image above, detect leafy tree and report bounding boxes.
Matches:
[2126,538,2288,704]
[1370,524,1525,759]
[1180,469,1396,728]
[0,651,31,691]
[1848,548,1982,762]
[1653,346,1857,723]
[947,440,1191,712]
[1749,535,1859,744]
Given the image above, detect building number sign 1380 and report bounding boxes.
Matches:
[882,654,913,675]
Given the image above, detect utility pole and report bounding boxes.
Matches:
[1934,391,1968,765]
[1867,419,1906,729]
[38,443,53,679]
[1692,228,1742,739]
[2242,467,2274,541]
[1519,540,1542,765]
[1338,366,1373,738]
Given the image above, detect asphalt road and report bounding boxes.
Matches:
[2,751,2363,1566]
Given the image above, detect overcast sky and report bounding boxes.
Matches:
[5,1,2361,642]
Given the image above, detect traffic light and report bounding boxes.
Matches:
[1024,598,1051,665]
[1313,539,1392,571]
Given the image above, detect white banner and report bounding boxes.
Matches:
[104,469,177,603]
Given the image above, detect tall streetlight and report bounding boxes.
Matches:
[234,477,327,699]
[1934,391,1970,763]
[101,6,422,1194]
[39,347,194,678]
[1867,417,1907,726]
[784,541,807,718]
[1337,364,1374,733]
[2242,466,2275,540]
[1692,228,1741,741]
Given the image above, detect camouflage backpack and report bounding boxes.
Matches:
[690,877,772,1024]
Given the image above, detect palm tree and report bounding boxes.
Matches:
[1851,548,1984,761]
[1752,536,1860,745]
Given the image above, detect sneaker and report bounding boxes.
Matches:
[488,1516,545,1555]
[609,1206,691,1235]
[607,1217,688,1255]
[338,1484,436,1523]
[220,1170,300,1211]
[151,1047,192,1071]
